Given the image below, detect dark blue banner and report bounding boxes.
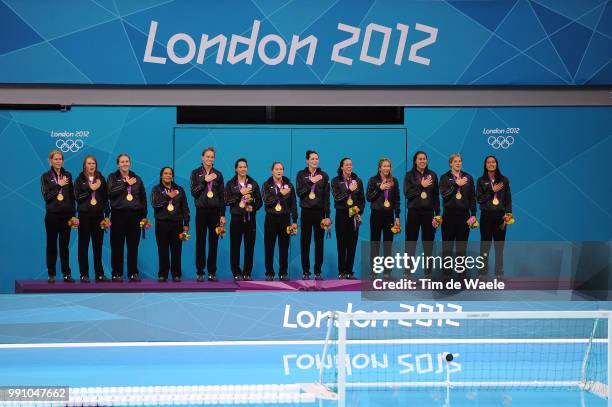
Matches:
[0,0,610,85]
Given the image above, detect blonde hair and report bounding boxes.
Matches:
[378,158,393,179]
[202,146,215,156]
[448,153,462,165]
[48,149,63,161]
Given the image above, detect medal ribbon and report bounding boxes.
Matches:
[489,174,497,201]
[309,171,317,196]
[164,185,173,207]
[54,170,64,197]
[453,171,462,195]
[383,188,389,204]
[275,182,283,207]
[203,167,213,194]
[124,176,132,196]
[344,175,352,204]
[89,176,96,201]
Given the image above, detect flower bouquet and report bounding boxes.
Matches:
[215,225,226,238]
[467,216,479,229]
[432,215,443,229]
[179,231,191,241]
[99,217,112,232]
[286,224,298,236]
[501,213,515,231]
[68,217,79,229]
[320,219,332,239]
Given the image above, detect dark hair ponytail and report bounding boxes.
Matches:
[411,151,428,172]
[306,150,318,160]
[337,157,351,176]
[482,155,504,180]
[159,166,174,185]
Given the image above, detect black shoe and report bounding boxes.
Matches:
[129,274,141,282]
[63,275,75,283]
[345,274,356,280]
[265,275,274,281]
[80,276,90,283]
[302,273,310,280]
[96,275,111,282]
[158,276,167,282]
[338,273,346,280]
[196,274,204,282]
[112,275,123,283]
[314,274,323,281]
[48,276,56,284]
[172,276,181,282]
[208,274,218,282]
[279,275,290,282]
[233,275,243,282]
[242,275,252,281]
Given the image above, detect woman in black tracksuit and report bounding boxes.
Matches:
[224,158,262,281]
[151,167,190,282]
[366,158,401,279]
[74,155,109,282]
[262,162,298,281]
[107,153,147,282]
[41,149,75,283]
[404,151,440,277]
[477,155,512,278]
[439,153,476,277]
[296,150,331,280]
[332,158,365,280]
[190,147,226,282]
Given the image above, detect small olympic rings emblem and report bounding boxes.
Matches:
[487,135,514,149]
[55,139,84,153]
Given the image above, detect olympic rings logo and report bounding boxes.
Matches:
[487,135,514,149]
[55,139,84,153]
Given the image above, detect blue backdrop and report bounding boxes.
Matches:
[0,0,611,85]
[0,106,610,292]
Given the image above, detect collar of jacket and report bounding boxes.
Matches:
[115,169,136,179]
[266,176,290,185]
[302,167,322,177]
[230,174,254,185]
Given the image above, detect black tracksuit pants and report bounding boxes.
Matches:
[264,213,290,277]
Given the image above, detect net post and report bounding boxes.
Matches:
[319,313,334,385]
[607,311,612,407]
[337,312,347,407]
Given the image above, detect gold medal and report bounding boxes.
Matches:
[308,192,316,200]
[347,198,353,206]
[383,200,391,208]
[90,198,97,206]
[126,193,133,201]
[420,191,427,199]
[455,192,462,200]
[492,197,500,206]
[207,191,214,198]
[239,200,246,208]
[167,203,174,212]
[275,203,282,212]
[57,193,64,202]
